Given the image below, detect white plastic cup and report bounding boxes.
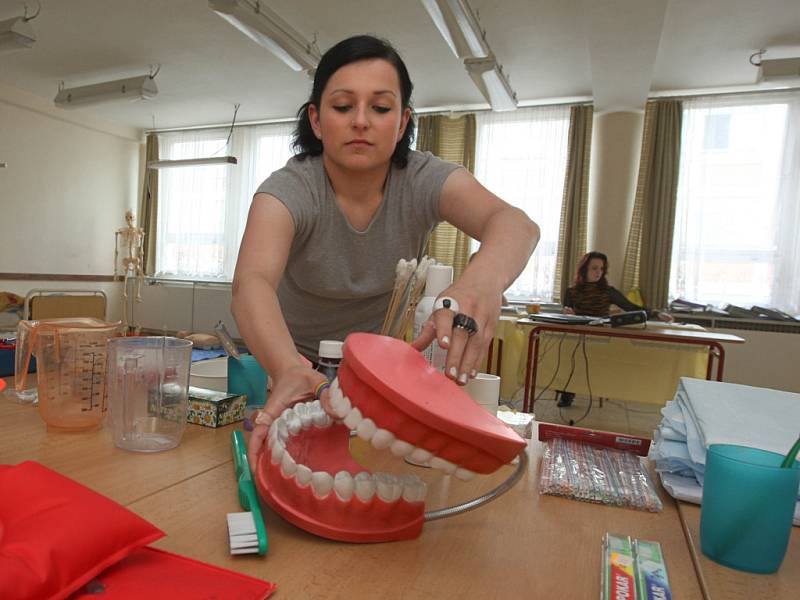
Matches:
[464,373,500,415]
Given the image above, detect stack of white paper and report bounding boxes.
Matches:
[649,377,800,525]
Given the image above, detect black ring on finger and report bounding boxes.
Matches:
[452,313,478,336]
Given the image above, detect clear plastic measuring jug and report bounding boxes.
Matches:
[106,336,193,452]
[15,318,122,431]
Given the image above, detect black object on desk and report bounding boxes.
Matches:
[526,313,606,326]
[608,310,648,328]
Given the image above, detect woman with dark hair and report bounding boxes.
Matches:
[232,35,540,463]
[557,251,672,407]
[562,251,672,320]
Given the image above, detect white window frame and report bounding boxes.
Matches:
[474,105,572,302]
[155,122,295,281]
[670,91,800,315]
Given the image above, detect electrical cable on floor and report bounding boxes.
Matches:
[561,335,594,427]
[557,335,584,425]
[494,332,563,412]
[533,333,568,404]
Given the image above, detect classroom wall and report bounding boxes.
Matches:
[0,84,142,322]
[712,327,800,393]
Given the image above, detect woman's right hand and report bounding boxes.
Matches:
[247,364,328,470]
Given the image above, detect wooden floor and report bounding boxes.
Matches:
[518,392,663,438]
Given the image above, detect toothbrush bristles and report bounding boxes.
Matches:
[227,511,260,555]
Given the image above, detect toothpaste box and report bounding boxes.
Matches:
[602,534,673,600]
[634,539,672,600]
[602,533,638,600]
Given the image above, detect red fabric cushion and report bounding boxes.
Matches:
[0,461,164,600]
[67,546,277,599]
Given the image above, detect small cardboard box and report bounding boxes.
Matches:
[187,386,246,428]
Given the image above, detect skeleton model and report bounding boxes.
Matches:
[114,210,145,326]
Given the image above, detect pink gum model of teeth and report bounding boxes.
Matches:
[255,332,526,543]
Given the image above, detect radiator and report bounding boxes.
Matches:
[131,279,240,338]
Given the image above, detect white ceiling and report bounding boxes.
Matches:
[1,0,799,132]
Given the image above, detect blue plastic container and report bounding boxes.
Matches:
[0,343,36,377]
[227,354,268,430]
[700,444,800,574]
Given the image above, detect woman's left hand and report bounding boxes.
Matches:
[247,356,323,471]
[410,280,502,385]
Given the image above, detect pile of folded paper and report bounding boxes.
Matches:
[649,377,800,525]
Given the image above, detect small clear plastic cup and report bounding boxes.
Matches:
[106,336,192,452]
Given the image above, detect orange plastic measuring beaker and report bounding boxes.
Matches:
[16,318,122,431]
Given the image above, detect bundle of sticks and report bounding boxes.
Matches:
[380,256,436,339]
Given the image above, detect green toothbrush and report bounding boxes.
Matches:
[780,434,800,468]
[227,430,268,555]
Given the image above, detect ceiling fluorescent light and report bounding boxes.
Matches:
[54,75,158,109]
[757,57,800,83]
[148,105,241,170]
[420,0,489,59]
[464,57,517,111]
[209,0,320,73]
[147,156,238,169]
[0,16,35,54]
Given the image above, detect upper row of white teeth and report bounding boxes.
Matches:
[268,399,427,503]
[327,379,476,482]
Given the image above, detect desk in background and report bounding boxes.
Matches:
[519,320,745,412]
[485,315,528,400]
[0,384,705,599]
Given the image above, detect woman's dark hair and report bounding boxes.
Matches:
[292,35,416,168]
[574,251,609,287]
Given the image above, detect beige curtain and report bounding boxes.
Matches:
[416,114,476,279]
[622,100,682,308]
[554,105,593,301]
[139,133,159,275]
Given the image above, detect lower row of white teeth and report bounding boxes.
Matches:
[268,399,427,503]
[327,379,476,482]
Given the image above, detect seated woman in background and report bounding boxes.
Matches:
[563,251,673,322]
[557,251,672,407]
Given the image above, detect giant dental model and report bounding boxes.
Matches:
[255,333,527,542]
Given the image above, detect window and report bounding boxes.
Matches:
[474,105,571,301]
[156,122,295,280]
[670,92,800,315]
[702,113,731,151]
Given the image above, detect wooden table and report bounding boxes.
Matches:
[0,382,706,598]
[519,320,746,412]
[677,502,799,599]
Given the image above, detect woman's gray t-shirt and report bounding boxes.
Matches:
[256,150,461,361]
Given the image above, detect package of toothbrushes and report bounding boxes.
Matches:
[602,533,638,600]
[539,437,663,512]
[633,539,672,600]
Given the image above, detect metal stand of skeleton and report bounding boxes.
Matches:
[114,210,145,329]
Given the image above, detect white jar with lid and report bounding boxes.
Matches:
[413,264,453,369]
[317,339,344,382]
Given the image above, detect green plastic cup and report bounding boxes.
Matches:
[700,444,799,573]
